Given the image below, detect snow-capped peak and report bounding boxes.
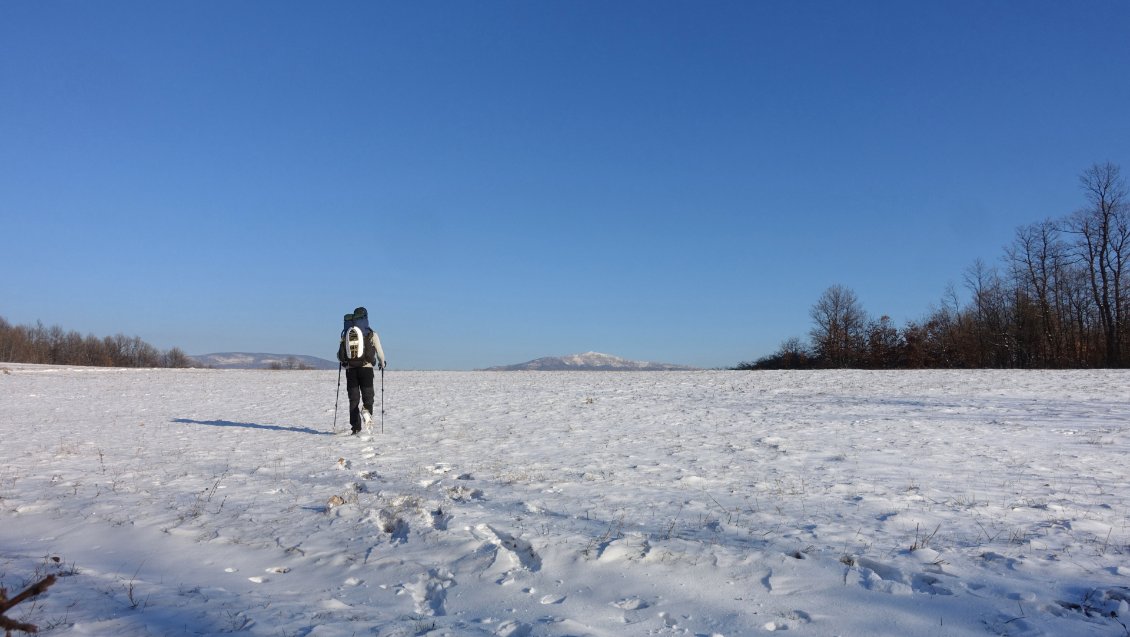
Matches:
[481,352,697,371]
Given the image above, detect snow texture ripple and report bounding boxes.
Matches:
[1,365,1129,636]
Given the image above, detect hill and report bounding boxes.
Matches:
[480,351,698,371]
[190,352,338,370]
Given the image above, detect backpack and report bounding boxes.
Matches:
[338,307,376,367]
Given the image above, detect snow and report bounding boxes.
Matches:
[2,365,1129,636]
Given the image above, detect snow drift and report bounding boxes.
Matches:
[1,365,1128,636]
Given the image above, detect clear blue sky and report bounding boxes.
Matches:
[3,1,1128,370]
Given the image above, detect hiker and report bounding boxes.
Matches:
[337,306,387,435]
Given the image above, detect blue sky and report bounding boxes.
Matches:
[2,1,1128,370]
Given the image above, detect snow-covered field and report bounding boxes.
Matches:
[2,365,1129,637]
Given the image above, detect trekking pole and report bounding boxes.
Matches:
[332,365,343,433]
[380,366,385,434]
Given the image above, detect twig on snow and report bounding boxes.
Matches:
[0,574,57,635]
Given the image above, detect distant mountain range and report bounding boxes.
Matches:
[188,351,696,371]
[481,351,698,371]
[189,352,338,370]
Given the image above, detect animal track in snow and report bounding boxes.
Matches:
[446,485,484,501]
[764,567,815,596]
[472,524,542,572]
[596,533,650,562]
[912,573,954,596]
[1052,586,1130,621]
[853,556,903,584]
[612,597,649,610]
[844,555,955,596]
[430,506,451,530]
[764,609,812,631]
[841,555,908,594]
[406,568,455,616]
[370,508,409,543]
[492,619,531,637]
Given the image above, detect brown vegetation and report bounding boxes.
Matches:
[0,318,191,368]
[742,163,1129,370]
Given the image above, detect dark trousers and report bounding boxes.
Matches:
[345,366,375,431]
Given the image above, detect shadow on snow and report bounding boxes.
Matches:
[172,418,333,436]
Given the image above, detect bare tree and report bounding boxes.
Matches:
[1008,220,1066,364]
[809,284,868,367]
[0,316,189,369]
[864,315,902,368]
[1067,162,1129,365]
[164,347,193,368]
[964,260,1020,366]
[735,336,813,370]
[738,163,1128,370]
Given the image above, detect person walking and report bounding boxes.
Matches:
[336,306,386,435]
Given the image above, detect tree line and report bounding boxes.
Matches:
[0,316,193,368]
[741,162,1130,370]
